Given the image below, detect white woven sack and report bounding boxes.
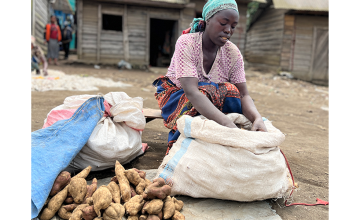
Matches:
[72,92,145,171]
[155,113,292,202]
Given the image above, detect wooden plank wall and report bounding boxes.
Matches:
[100,3,124,62]
[179,6,195,35]
[81,2,98,60]
[280,14,295,71]
[309,28,329,81]
[293,16,317,75]
[34,0,49,54]
[79,1,187,65]
[244,8,287,67]
[292,15,328,80]
[230,5,247,53]
[128,6,147,63]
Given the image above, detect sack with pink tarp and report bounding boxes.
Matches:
[42,92,147,171]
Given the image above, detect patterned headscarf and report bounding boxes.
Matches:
[186,0,239,34]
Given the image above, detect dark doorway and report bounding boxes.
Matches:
[150,18,177,67]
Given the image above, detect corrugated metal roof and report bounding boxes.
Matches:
[273,0,328,11]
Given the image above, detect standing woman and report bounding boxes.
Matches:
[153,0,267,155]
[45,15,62,65]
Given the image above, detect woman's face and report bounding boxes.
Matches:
[205,9,239,46]
[51,16,57,23]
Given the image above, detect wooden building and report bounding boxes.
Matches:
[76,0,257,67]
[245,0,328,85]
[31,0,49,53]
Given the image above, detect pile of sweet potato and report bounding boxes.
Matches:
[39,161,185,220]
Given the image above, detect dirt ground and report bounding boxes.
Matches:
[31,60,329,220]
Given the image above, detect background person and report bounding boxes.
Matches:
[45,15,62,65]
[62,22,73,60]
[31,36,48,76]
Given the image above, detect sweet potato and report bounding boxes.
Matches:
[84,197,94,206]
[124,195,145,216]
[139,214,148,220]
[103,203,125,220]
[142,179,171,200]
[82,178,98,204]
[58,204,79,220]
[111,176,119,184]
[171,197,183,212]
[130,185,137,197]
[64,196,74,204]
[158,211,163,220]
[69,178,87,204]
[93,185,113,217]
[141,201,150,215]
[145,179,152,188]
[142,199,163,215]
[135,182,147,195]
[125,169,145,186]
[128,215,140,220]
[124,169,140,185]
[69,204,89,220]
[133,168,146,179]
[50,171,71,196]
[115,160,131,203]
[171,210,185,220]
[107,181,121,203]
[73,166,92,179]
[82,205,98,220]
[147,215,160,220]
[163,196,175,219]
[39,185,69,220]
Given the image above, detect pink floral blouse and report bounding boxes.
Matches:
[165,31,246,88]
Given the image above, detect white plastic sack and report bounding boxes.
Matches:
[68,92,145,171]
[43,92,146,171]
[104,92,145,131]
[155,113,292,202]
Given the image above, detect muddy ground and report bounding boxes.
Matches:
[31,60,329,220]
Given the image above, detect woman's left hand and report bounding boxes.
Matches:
[251,118,268,132]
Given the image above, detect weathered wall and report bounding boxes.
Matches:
[291,15,328,84]
[78,0,191,65]
[33,0,49,53]
[280,14,294,71]
[230,4,247,53]
[244,7,287,68]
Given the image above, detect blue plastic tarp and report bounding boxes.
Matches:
[31,96,104,218]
